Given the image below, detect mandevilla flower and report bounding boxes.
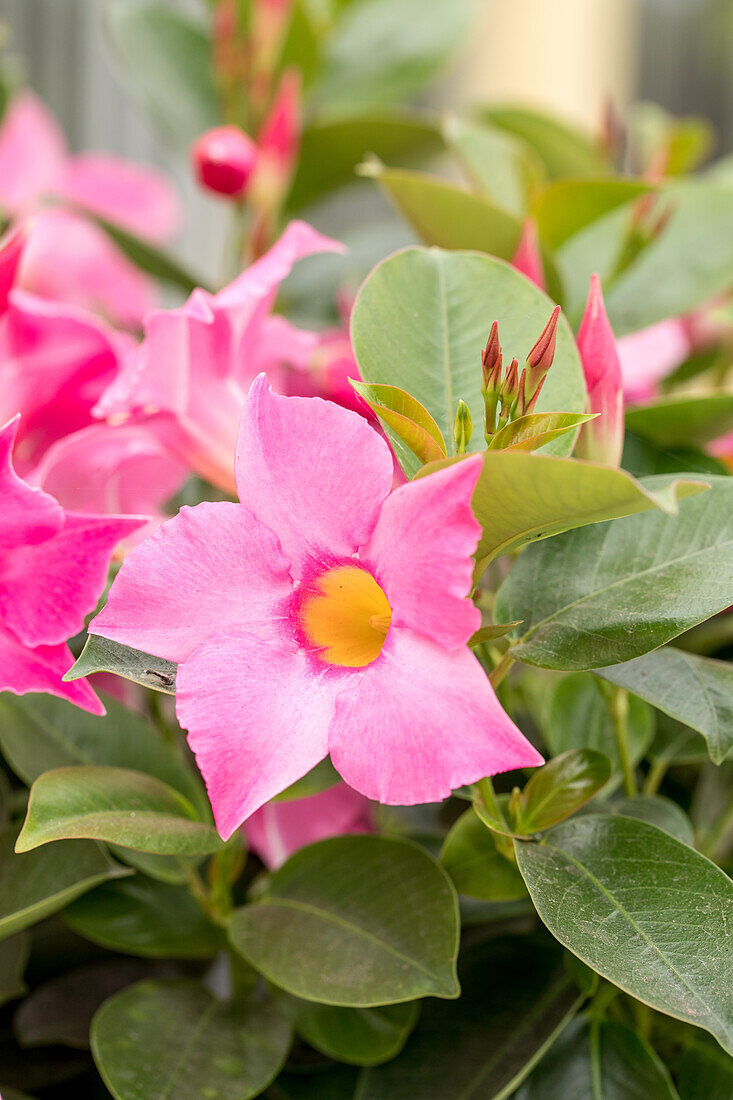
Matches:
[616,317,692,402]
[244,783,372,870]
[575,274,625,467]
[91,376,542,838]
[0,417,142,713]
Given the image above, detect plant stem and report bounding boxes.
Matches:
[605,684,637,797]
[700,796,733,861]
[477,776,505,826]
[490,652,514,690]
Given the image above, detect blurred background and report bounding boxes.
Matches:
[2,0,732,281]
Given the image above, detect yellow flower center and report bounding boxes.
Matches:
[299,565,392,668]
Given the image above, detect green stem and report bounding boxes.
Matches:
[642,755,669,796]
[700,796,733,860]
[604,684,637,797]
[476,776,506,827]
[490,652,514,690]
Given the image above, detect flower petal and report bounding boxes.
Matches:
[235,375,394,579]
[0,626,104,715]
[0,91,66,215]
[329,627,543,806]
[92,502,292,662]
[178,631,336,838]
[362,454,482,649]
[1,512,144,648]
[57,154,181,243]
[0,416,64,548]
[244,783,371,870]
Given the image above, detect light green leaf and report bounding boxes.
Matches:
[91,980,291,1100]
[275,992,418,1066]
[351,246,586,477]
[229,835,459,1006]
[533,178,654,249]
[625,393,733,449]
[487,411,596,453]
[0,830,129,942]
[440,807,527,900]
[496,476,733,670]
[16,767,221,857]
[275,757,341,802]
[444,115,545,217]
[516,750,612,833]
[482,106,611,179]
[515,815,733,1052]
[64,635,177,694]
[596,648,733,765]
[350,380,446,466]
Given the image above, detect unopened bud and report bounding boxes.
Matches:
[481,322,503,441]
[575,274,624,467]
[454,400,473,454]
[191,126,258,198]
[523,305,561,412]
[497,357,520,427]
[511,219,546,292]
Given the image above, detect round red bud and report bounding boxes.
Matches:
[190,126,258,198]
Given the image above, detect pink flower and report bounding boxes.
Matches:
[511,218,546,292]
[0,90,180,326]
[616,318,692,403]
[575,274,625,467]
[96,221,345,492]
[191,126,259,198]
[244,783,372,870]
[0,417,142,714]
[91,375,542,838]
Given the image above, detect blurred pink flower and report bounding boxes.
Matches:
[244,783,372,870]
[96,220,345,492]
[91,375,542,838]
[0,416,142,713]
[616,318,692,403]
[0,90,180,326]
[575,274,625,467]
[511,218,546,292]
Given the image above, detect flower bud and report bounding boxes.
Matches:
[575,274,624,467]
[190,126,258,198]
[523,305,561,412]
[454,399,473,454]
[497,357,520,427]
[512,218,546,292]
[481,321,502,441]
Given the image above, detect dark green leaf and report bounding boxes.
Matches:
[271,1066,361,1099]
[89,214,211,295]
[622,431,729,479]
[515,815,733,1052]
[91,980,291,1100]
[64,635,177,695]
[276,992,418,1066]
[677,1038,733,1100]
[515,1016,680,1099]
[496,476,733,670]
[517,750,611,833]
[16,767,221,857]
[0,831,129,941]
[482,106,611,178]
[0,932,29,1006]
[625,393,733,449]
[104,1,218,145]
[357,936,584,1099]
[440,807,527,900]
[596,648,733,765]
[588,795,695,846]
[229,835,459,1006]
[64,877,222,958]
[275,757,341,802]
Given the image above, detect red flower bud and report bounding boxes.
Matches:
[523,304,561,411]
[190,126,258,198]
[512,218,546,292]
[575,274,624,466]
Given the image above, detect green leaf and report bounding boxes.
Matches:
[469,622,523,646]
[533,178,654,249]
[495,475,733,670]
[351,247,586,477]
[420,452,703,573]
[315,0,473,109]
[357,936,584,1099]
[440,808,527,900]
[677,1038,733,1100]
[544,672,655,786]
[625,393,733,450]
[515,1016,680,1099]
[515,815,733,1052]
[0,692,203,811]
[91,980,291,1100]
[516,750,612,833]
[487,411,596,453]
[288,111,442,210]
[444,116,545,217]
[482,106,611,179]
[104,1,218,145]
[271,1067,362,1099]
[274,757,341,802]
[16,767,221,857]
[88,214,211,295]
[622,431,729,479]
[0,931,29,1006]
[596,648,733,765]
[229,835,459,1006]
[349,380,446,465]
[275,993,418,1066]
[64,635,177,695]
[588,795,695,847]
[0,830,129,941]
[64,877,222,958]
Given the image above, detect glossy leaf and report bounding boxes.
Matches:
[440,808,527,900]
[495,475,733,670]
[16,767,221,857]
[588,795,695,847]
[91,979,291,1100]
[0,931,29,1007]
[65,635,177,694]
[357,936,584,1099]
[469,622,523,646]
[516,1016,680,1099]
[349,380,446,465]
[64,877,222,958]
[487,411,596,453]
[516,750,611,833]
[444,116,545,216]
[625,393,733,449]
[104,1,218,145]
[515,815,733,1052]
[351,246,586,476]
[483,106,610,179]
[276,993,418,1066]
[596,648,733,765]
[229,835,459,1006]
[533,178,654,249]
[0,831,129,941]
